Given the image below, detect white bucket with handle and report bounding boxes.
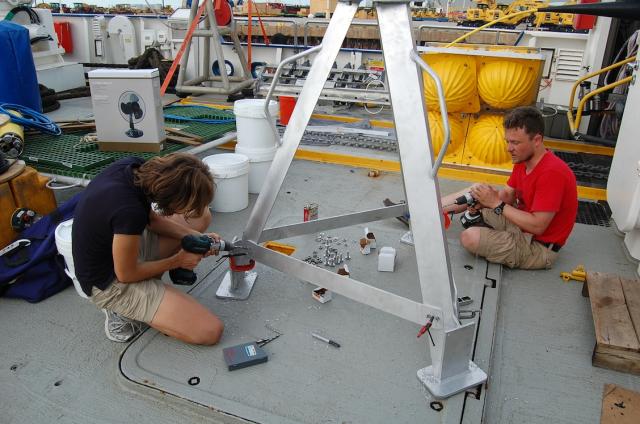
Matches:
[54,219,88,299]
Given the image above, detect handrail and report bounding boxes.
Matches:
[410,50,449,179]
[567,56,637,135]
[263,44,324,145]
[445,9,535,47]
[303,19,377,47]
[233,16,300,48]
[416,23,521,46]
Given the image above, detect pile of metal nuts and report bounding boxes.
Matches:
[302,233,352,267]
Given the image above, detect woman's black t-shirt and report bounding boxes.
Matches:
[72,157,150,296]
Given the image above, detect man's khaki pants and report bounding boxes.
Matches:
[474,209,559,270]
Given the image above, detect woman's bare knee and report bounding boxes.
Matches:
[193,319,224,345]
[151,287,223,345]
[460,228,481,253]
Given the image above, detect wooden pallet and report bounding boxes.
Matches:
[600,384,640,424]
[584,272,640,375]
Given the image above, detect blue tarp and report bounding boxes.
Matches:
[0,21,41,112]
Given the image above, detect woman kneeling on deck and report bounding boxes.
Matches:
[72,153,224,344]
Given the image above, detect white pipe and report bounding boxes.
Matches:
[186,131,237,155]
[42,173,91,188]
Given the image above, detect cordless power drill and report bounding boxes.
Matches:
[169,234,234,285]
[454,192,483,229]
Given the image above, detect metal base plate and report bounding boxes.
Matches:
[215,271,257,300]
[417,361,488,399]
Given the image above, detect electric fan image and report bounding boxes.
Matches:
[119,91,145,138]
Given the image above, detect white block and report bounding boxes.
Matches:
[378,246,396,272]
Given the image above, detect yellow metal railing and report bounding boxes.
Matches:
[567,56,636,135]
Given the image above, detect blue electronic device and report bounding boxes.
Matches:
[223,342,268,371]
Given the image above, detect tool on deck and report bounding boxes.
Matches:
[417,315,436,346]
[223,328,282,371]
[169,234,234,285]
[311,332,341,348]
[560,264,586,282]
[223,342,269,370]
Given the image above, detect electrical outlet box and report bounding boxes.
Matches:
[142,29,156,46]
[156,30,168,44]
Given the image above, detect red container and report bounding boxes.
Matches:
[573,0,598,31]
[54,22,73,54]
[279,96,296,125]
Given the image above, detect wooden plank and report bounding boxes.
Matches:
[587,272,640,352]
[601,384,640,424]
[593,345,640,376]
[621,277,640,341]
[164,126,204,143]
[165,134,200,146]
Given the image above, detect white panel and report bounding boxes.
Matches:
[555,49,584,81]
[608,59,640,236]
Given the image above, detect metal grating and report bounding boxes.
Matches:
[554,150,611,187]
[576,200,611,227]
[163,106,236,141]
[22,106,236,178]
[23,134,115,171]
[22,134,183,178]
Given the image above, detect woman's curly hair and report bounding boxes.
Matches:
[134,153,214,219]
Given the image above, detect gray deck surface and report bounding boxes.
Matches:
[119,158,496,423]
[1,98,640,423]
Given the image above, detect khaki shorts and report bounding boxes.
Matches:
[90,230,166,323]
[474,209,559,270]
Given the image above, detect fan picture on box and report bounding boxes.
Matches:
[119,91,145,138]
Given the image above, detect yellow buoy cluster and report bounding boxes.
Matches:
[421,45,544,170]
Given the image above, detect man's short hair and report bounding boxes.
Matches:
[134,153,214,219]
[503,106,545,138]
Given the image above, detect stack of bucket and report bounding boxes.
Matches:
[203,99,282,213]
[233,99,279,194]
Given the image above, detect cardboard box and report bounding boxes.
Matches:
[89,69,165,152]
[310,0,337,16]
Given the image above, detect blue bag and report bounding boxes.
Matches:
[0,21,42,112]
[0,193,83,302]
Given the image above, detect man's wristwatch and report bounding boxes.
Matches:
[493,202,506,215]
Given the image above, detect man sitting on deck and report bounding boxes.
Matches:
[441,106,578,269]
[72,153,224,344]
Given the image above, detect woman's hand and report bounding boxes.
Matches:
[173,249,203,270]
[203,232,222,256]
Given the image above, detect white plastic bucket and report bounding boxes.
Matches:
[204,153,250,212]
[233,99,279,149]
[235,144,277,194]
[54,219,89,299]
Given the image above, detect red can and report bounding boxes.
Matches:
[303,203,318,222]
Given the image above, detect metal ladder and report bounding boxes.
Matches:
[175,0,254,96]
[217,0,487,399]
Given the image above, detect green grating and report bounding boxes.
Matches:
[23,134,183,179]
[174,121,236,140]
[22,105,236,179]
[163,105,236,142]
[23,134,115,171]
